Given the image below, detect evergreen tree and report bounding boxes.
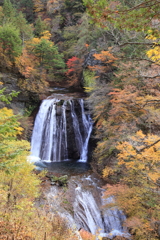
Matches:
[33,38,66,71]
[0,24,22,62]
[15,11,33,44]
[34,16,47,37]
[2,0,16,24]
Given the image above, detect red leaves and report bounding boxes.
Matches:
[66,56,81,75]
[66,56,80,69]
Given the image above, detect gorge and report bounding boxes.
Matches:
[30,93,130,240]
[0,0,159,239]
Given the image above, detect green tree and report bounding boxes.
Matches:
[15,11,33,45]
[0,82,18,104]
[34,16,48,37]
[1,0,33,44]
[0,24,22,67]
[32,37,66,72]
[2,0,16,24]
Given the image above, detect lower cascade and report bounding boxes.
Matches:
[31,95,129,239]
[73,176,130,239]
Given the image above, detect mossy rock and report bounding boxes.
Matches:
[50,175,68,186]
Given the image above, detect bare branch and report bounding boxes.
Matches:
[112,0,160,13]
[138,139,160,153]
[119,42,159,47]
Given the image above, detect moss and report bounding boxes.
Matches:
[50,175,68,186]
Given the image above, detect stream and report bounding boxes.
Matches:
[30,93,130,239]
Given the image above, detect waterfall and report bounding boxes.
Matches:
[73,176,130,239]
[31,95,129,240]
[74,186,104,234]
[79,99,93,162]
[31,97,92,162]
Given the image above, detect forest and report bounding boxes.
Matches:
[0,0,160,239]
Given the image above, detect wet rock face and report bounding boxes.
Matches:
[83,49,114,83]
[55,98,91,160]
[66,109,79,159]
[0,73,31,114]
[83,49,102,67]
[66,99,86,160]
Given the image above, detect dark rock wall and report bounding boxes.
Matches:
[0,73,35,114]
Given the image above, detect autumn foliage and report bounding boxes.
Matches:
[0,0,160,239]
[0,1,66,94]
[66,56,83,87]
[86,26,160,239]
[103,131,160,239]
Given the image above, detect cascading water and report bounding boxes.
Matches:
[73,176,130,239]
[31,94,129,240]
[31,96,92,162]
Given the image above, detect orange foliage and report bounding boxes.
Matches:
[0,48,12,69]
[91,59,160,176]
[85,43,89,48]
[16,48,48,93]
[103,183,159,239]
[16,48,38,78]
[93,50,118,62]
[102,128,160,239]
[79,229,95,240]
[88,50,118,75]
[0,221,33,240]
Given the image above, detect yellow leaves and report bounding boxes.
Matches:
[103,167,114,178]
[148,172,160,183]
[32,37,41,44]
[33,0,44,13]
[136,130,145,139]
[26,32,52,49]
[0,107,23,141]
[117,141,136,160]
[103,183,159,240]
[116,131,160,188]
[144,134,160,145]
[146,34,157,41]
[146,30,160,64]
[84,86,95,92]
[146,46,160,64]
[0,107,40,220]
[25,32,53,53]
[146,29,159,41]
[41,30,52,41]
[0,107,13,118]
[102,166,114,179]
[16,38,49,93]
[47,0,63,14]
[14,126,23,135]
